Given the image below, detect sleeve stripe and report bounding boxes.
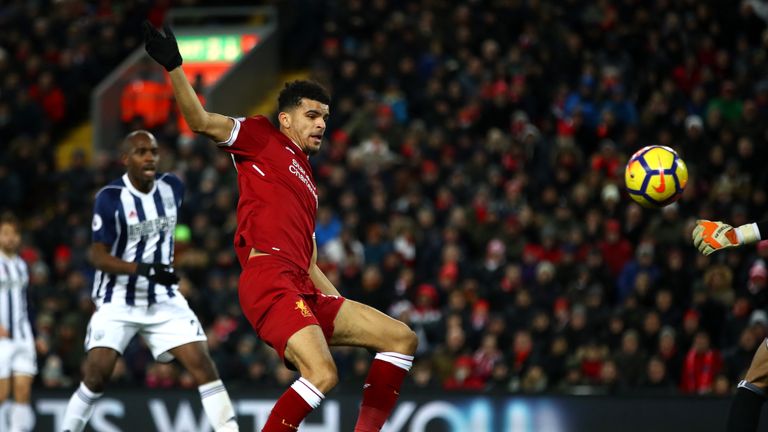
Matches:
[95,185,123,198]
[217,117,243,147]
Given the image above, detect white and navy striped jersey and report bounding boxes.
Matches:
[91,173,183,307]
[0,254,33,343]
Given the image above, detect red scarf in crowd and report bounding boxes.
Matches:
[680,349,721,393]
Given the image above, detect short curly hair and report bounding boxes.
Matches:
[277,80,331,112]
[0,211,19,230]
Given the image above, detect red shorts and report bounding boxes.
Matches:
[238,254,345,362]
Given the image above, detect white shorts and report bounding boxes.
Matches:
[0,332,38,378]
[85,295,207,362]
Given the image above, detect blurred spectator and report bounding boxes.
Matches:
[613,330,647,386]
[443,355,485,391]
[723,327,759,381]
[680,332,723,394]
[404,358,440,392]
[638,356,677,395]
[617,242,661,304]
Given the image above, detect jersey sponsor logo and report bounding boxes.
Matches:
[92,214,103,231]
[295,299,312,318]
[127,215,177,241]
[289,159,319,207]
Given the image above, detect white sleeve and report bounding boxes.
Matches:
[216,117,245,147]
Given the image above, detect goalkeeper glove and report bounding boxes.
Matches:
[143,21,183,71]
[136,262,179,285]
[692,220,760,256]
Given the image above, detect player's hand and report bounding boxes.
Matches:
[0,325,8,338]
[143,21,183,71]
[692,220,745,256]
[136,263,179,285]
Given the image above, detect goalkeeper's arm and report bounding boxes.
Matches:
[143,22,233,143]
[692,219,768,255]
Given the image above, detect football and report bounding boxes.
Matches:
[624,145,688,208]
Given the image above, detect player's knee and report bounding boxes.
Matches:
[82,373,108,393]
[82,363,111,393]
[389,322,418,355]
[191,358,220,384]
[13,383,31,403]
[304,361,338,393]
[173,343,220,384]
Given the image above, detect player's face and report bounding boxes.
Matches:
[289,98,330,155]
[124,134,159,185]
[0,223,20,255]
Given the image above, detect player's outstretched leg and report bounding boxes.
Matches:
[263,325,337,432]
[9,374,35,432]
[170,342,239,432]
[60,348,117,432]
[329,300,418,432]
[727,341,768,432]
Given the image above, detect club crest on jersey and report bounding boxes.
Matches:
[163,196,175,209]
[295,299,312,318]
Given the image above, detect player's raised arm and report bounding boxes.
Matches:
[143,21,234,143]
[692,219,768,255]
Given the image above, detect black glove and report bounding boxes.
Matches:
[136,263,179,285]
[143,21,183,71]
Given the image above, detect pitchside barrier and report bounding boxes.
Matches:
[9,389,757,432]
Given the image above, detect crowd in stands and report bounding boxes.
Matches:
[4,0,768,396]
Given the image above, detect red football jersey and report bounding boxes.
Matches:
[217,115,318,269]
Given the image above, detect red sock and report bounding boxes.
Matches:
[263,378,324,431]
[354,352,414,432]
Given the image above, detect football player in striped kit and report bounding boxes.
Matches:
[60,131,238,432]
[0,212,36,432]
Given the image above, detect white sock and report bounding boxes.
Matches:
[199,379,238,431]
[375,352,414,371]
[60,382,102,432]
[291,377,325,409]
[9,402,35,432]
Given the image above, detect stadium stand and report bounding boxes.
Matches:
[3,0,768,398]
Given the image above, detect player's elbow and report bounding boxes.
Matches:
[87,245,108,271]
[188,117,209,134]
[193,111,226,136]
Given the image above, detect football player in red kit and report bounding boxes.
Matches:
[145,23,418,431]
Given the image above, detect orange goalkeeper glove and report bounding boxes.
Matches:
[692,220,760,256]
